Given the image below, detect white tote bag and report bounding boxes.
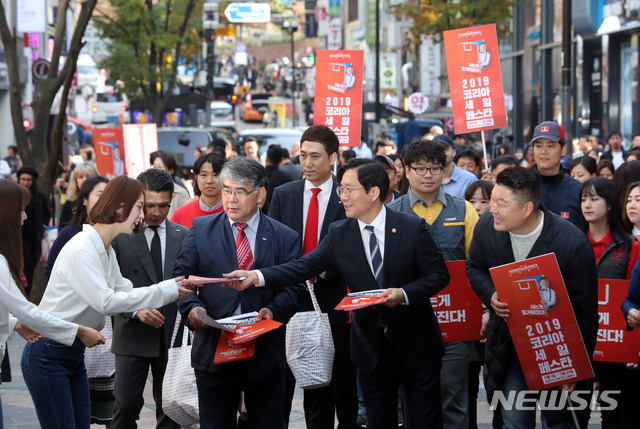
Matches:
[162,313,199,428]
[84,316,115,378]
[286,282,335,389]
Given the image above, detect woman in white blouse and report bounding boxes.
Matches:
[0,180,105,428]
[21,175,193,429]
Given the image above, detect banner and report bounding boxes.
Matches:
[314,50,363,147]
[594,279,640,363]
[93,128,125,179]
[431,261,483,343]
[443,24,507,134]
[122,124,158,179]
[489,253,594,390]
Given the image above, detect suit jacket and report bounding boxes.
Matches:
[268,179,349,324]
[260,208,450,373]
[174,211,304,381]
[111,220,189,358]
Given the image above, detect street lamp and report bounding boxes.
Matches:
[203,1,220,100]
[282,18,298,127]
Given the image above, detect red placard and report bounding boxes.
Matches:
[594,279,640,363]
[489,253,594,390]
[93,128,125,179]
[314,50,363,147]
[431,261,484,342]
[443,24,507,134]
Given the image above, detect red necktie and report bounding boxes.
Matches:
[303,188,322,255]
[235,223,254,270]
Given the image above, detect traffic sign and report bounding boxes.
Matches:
[407,92,429,115]
[236,42,247,53]
[32,58,50,80]
[224,3,270,23]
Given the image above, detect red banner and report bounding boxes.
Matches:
[489,253,594,390]
[594,279,640,363]
[93,128,125,179]
[443,24,507,134]
[314,50,363,147]
[431,261,483,342]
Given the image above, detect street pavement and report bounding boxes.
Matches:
[1,333,603,428]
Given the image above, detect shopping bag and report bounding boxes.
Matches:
[286,281,335,389]
[162,313,199,427]
[84,316,115,378]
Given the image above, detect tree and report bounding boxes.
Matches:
[0,0,98,192]
[93,0,202,127]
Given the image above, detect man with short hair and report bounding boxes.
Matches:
[268,125,358,428]
[265,144,282,183]
[454,149,481,176]
[632,133,640,150]
[466,166,597,429]
[111,168,189,429]
[389,141,478,429]
[600,131,627,168]
[432,134,478,198]
[373,154,399,204]
[530,121,582,225]
[174,158,304,428]
[244,138,263,165]
[226,159,451,429]
[481,155,519,185]
[341,149,357,167]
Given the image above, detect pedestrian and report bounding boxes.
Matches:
[597,159,615,180]
[21,175,193,429]
[150,151,191,218]
[623,182,640,235]
[59,162,98,228]
[0,179,104,429]
[432,134,478,199]
[600,131,627,169]
[569,156,597,183]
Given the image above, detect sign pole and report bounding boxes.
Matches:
[481,131,488,171]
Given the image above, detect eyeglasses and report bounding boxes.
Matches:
[221,187,257,199]
[145,203,171,213]
[408,166,443,176]
[336,187,364,197]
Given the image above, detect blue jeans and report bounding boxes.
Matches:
[21,338,90,429]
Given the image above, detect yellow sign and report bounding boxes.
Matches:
[271,103,287,128]
[237,86,251,96]
[216,26,237,37]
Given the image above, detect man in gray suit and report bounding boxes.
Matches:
[111,168,189,429]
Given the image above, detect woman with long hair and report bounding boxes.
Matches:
[389,154,409,195]
[570,156,597,183]
[21,176,193,429]
[0,179,104,428]
[59,162,98,228]
[597,159,615,180]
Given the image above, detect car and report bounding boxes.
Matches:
[238,93,271,122]
[235,128,305,158]
[210,100,235,129]
[156,127,213,176]
[92,88,128,124]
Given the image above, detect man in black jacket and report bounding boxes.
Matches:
[466,167,598,429]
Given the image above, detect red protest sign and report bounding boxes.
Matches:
[443,24,507,134]
[489,253,594,391]
[594,279,640,363]
[93,128,125,179]
[431,261,483,342]
[314,50,363,147]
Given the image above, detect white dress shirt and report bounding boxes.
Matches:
[0,255,77,361]
[227,210,261,315]
[40,225,179,330]
[144,220,167,274]
[357,206,386,273]
[302,177,334,245]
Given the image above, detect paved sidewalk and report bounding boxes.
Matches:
[1,334,602,428]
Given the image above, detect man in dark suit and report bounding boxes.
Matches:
[268,125,357,428]
[111,168,188,429]
[226,159,450,429]
[174,157,304,429]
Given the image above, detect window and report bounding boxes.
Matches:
[348,0,358,22]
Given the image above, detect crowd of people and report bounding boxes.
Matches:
[3,120,640,429]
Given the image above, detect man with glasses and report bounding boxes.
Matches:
[111,168,189,429]
[388,141,479,429]
[174,157,304,428]
[224,159,450,429]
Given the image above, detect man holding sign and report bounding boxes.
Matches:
[466,167,598,428]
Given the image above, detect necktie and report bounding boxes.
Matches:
[235,223,254,270]
[303,188,322,255]
[365,225,384,288]
[149,226,163,281]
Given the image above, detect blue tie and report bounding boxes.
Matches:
[365,225,384,288]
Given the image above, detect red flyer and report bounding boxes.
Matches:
[431,261,484,342]
[214,335,256,364]
[594,279,640,363]
[215,312,283,345]
[93,128,125,179]
[443,24,507,134]
[335,290,388,310]
[489,253,594,390]
[314,50,363,147]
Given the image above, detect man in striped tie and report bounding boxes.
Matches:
[225,159,451,429]
[174,157,305,429]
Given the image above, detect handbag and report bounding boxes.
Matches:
[162,313,199,427]
[84,316,115,378]
[286,281,335,389]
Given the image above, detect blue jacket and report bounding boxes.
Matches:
[533,166,581,226]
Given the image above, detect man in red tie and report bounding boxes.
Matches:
[268,125,358,428]
[174,157,305,428]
